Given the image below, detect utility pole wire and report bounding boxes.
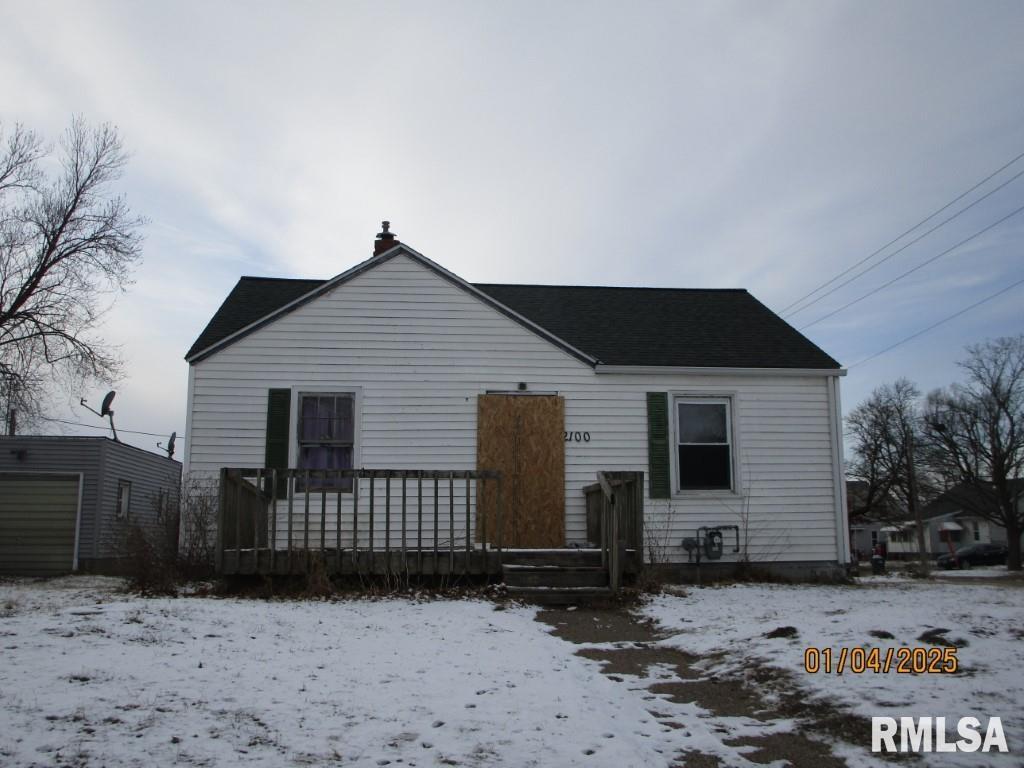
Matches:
[781,149,1024,317]
[848,274,1024,369]
[785,165,1024,318]
[801,201,1024,331]
[39,416,173,438]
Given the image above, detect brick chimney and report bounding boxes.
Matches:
[373,220,398,256]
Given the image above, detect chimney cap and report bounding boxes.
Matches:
[374,220,398,255]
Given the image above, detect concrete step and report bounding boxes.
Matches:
[500,549,603,568]
[502,564,609,588]
[506,585,614,606]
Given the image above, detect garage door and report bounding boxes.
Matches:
[0,474,81,576]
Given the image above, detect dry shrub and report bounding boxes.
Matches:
[303,554,332,598]
[123,524,177,596]
[178,475,217,579]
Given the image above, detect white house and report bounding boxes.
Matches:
[883,481,1023,559]
[183,224,848,581]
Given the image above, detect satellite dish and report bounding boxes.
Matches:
[158,431,177,458]
[79,390,119,441]
[100,391,116,417]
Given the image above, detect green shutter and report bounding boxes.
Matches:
[646,392,671,499]
[265,388,291,497]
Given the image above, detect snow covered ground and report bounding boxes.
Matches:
[3,575,1020,767]
[642,576,1024,766]
[0,577,679,768]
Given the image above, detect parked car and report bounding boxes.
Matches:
[936,543,1008,569]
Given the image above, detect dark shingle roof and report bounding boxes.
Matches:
[187,277,326,359]
[475,284,838,368]
[187,274,839,369]
[920,480,1024,520]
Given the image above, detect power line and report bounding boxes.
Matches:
[40,417,173,438]
[849,274,1024,369]
[785,165,1024,318]
[800,201,1024,330]
[781,148,1024,317]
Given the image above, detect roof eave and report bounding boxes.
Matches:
[594,364,846,377]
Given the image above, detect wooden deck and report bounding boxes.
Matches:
[221,548,504,576]
[216,468,644,588]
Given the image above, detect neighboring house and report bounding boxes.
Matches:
[882,481,1024,559]
[183,224,849,579]
[0,436,181,575]
[846,480,901,559]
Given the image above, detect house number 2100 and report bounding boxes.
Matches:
[564,431,591,442]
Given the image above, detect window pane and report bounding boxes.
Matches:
[677,403,727,443]
[300,396,320,440]
[299,445,352,470]
[331,396,354,441]
[678,445,731,489]
[298,446,353,491]
[300,395,353,441]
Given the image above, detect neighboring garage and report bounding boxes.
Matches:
[0,474,82,575]
[0,437,181,575]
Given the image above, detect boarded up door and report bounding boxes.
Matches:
[0,474,80,575]
[477,394,565,548]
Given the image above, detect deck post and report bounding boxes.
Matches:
[336,484,342,572]
[254,469,263,569]
[368,474,375,573]
[609,488,620,593]
[449,472,455,574]
[417,473,423,574]
[216,468,227,574]
[270,470,278,573]
[480,477,487,575]
[287,472,295,573]
[320,477,327,555]
[464,475,471,575]
[352,473,360,571]
[495,476,503,575]
[401,474,407,573]
[433,476,439,576]
[385,471,391,573]
[303,471,311,571]
[233,471,242,569]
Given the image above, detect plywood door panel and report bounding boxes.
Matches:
[477,394,564,548]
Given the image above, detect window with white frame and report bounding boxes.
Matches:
[116,480,132,519]
[972,521,980,541]
[297,393,355,491]
[675,398,733,490]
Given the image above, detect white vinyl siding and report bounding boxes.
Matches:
[186,252,843,564]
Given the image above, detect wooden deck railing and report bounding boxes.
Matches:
[585,471,644,591]
[217,468,503,577]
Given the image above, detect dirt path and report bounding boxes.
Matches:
[535,606,893,768]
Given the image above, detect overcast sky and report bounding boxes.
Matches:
[2,0,1023,456]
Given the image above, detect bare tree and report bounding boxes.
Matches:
[846,378,932,570]
[923,335,1024,571]
[846,379,931,513]
[0,118,144,429]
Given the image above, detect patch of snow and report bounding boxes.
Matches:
[642,580,1024,766]
[932,566,1014,579]
[1,577,683,767]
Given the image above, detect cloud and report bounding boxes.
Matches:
[2,0,1023,452]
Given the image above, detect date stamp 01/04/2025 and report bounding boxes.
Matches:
[803,646,959,675]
